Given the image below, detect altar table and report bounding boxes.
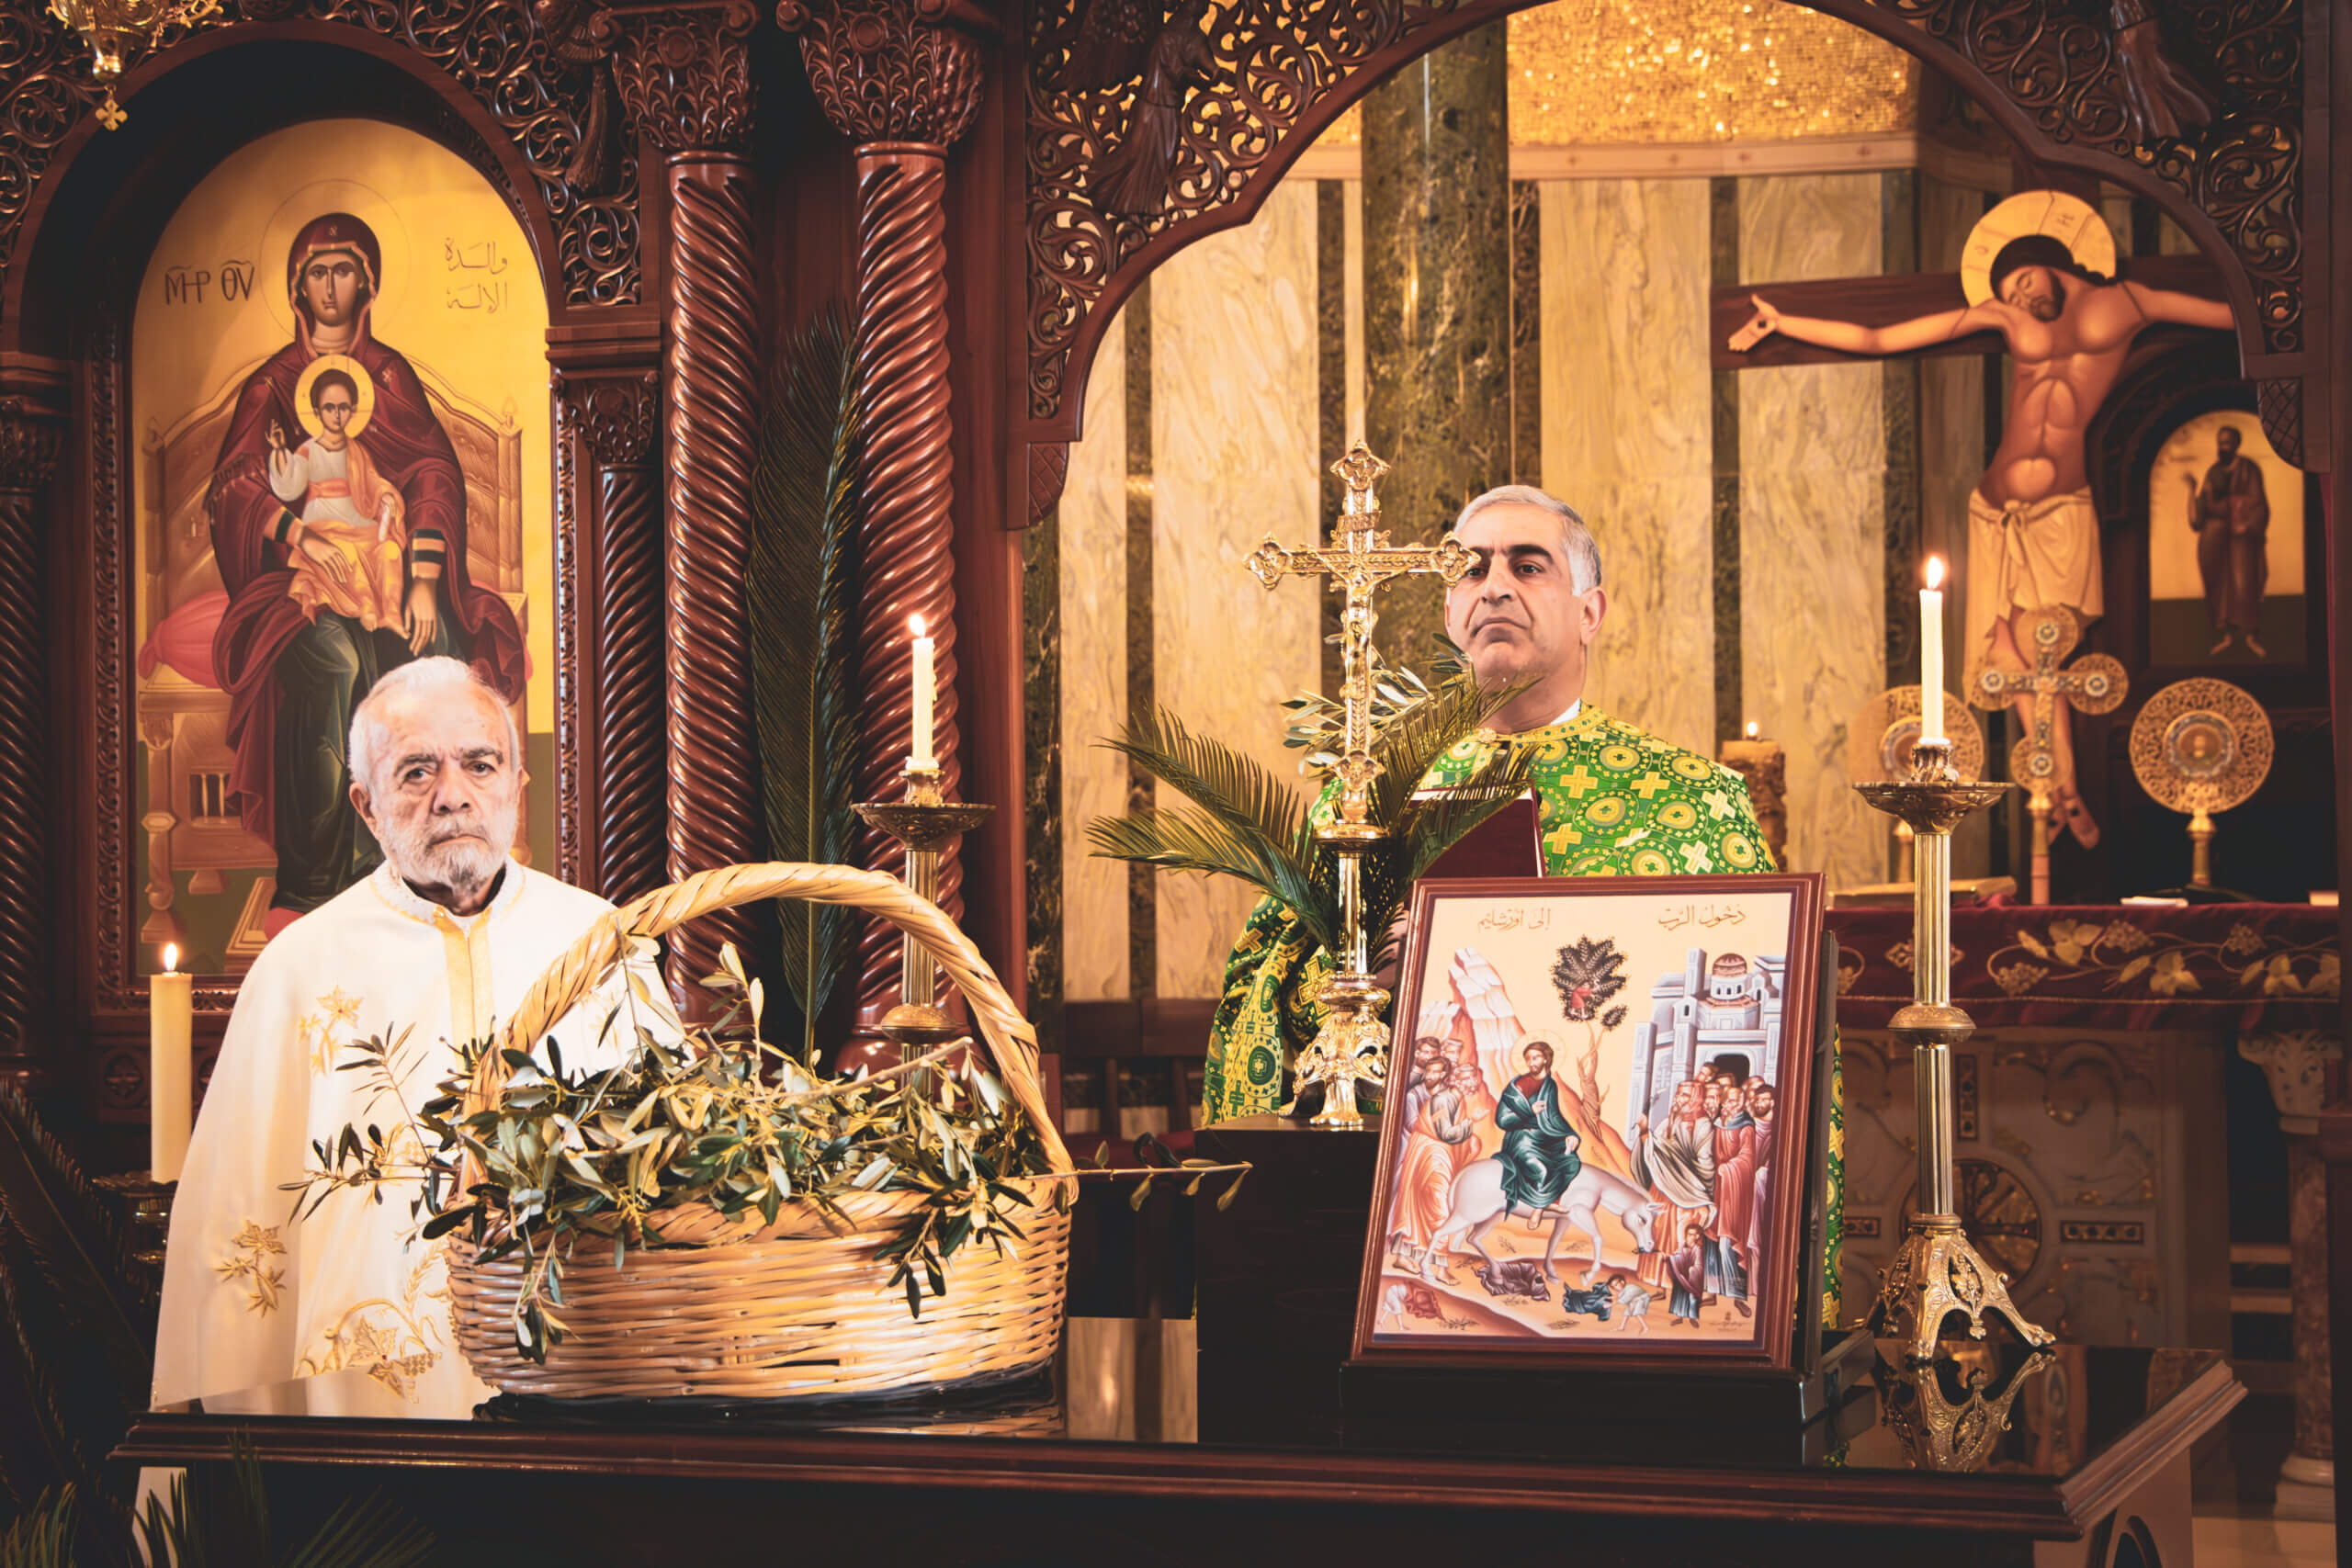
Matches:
[118,1322,2240,1567]
[1827,900,2336,1514]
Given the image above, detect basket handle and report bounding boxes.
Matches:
[471,863,1071,1173]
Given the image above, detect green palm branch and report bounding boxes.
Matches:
[1088,674,1534,973]
[748,304,863,1055]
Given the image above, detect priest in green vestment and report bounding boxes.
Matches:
[1204,483,1778,1122]
[1201,482,1845,1325]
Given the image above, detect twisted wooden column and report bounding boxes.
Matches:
[0,400,60,1066]
[604,0,759,1001]
[848,141,961,1021]
[661,153,761,993]
[781,0,987,1032]
[567,373,668,905]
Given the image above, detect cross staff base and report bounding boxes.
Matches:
[1966,605,2127,905]
[1243,440,1474,1127]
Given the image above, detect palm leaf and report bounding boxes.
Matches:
[0,1230,136,1548]
[0,1087,154,1448]
[1089,710,1337,949]
[0,1487,75,1568]
[1096,707,1310,857]
[1363,677,1512,831]
[1084,807,1334,956]
[279,1491,435,1568]
[748,304,863,1054]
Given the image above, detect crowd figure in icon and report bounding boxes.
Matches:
[1385,1034,1497,1270]
[1628,1057,1775,1328]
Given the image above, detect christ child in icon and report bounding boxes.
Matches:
[267,361,410,635]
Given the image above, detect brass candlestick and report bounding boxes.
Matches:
[1856,738,2054,1359]
[854,764,993,1050]
[1876,1347,2054,1472]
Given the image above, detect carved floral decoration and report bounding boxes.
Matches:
[0,0,642,316]
[778,0,986,147]
[1023,0,2305,434]
[1832,904,2338,1019]
[598,0,757,153]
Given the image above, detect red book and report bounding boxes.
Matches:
[1414,790,1543,882]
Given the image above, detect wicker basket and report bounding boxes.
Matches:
[443,862,1073,1401]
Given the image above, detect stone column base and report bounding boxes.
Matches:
[2274,1452,2334,1520]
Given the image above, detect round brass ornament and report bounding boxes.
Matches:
[1847,685,1986,786]
[2130,678,2273,816]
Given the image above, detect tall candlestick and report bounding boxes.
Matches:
[151,943,192,1183]
[1920,557,1947,746]
[909,614,936,769]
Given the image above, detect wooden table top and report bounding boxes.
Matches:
[118,1325,2241,1541]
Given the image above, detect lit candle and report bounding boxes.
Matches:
[151,943,192,1183]
[1745,719,1758,740]
[910,614,936,769]
[1920,557,1947,746]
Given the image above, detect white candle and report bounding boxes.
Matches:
[910,614,936,768]
[151,943,192,1183]
[1919,557,1947,746]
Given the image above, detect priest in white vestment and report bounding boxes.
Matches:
[153,656,673,1418]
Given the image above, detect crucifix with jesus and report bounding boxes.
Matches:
[1241,441,1474,1125]
[1714,189,2233,857]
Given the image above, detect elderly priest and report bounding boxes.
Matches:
[1204,484,1778,1123]
[153,657,670,1417]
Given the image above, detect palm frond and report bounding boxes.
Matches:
[0,1087,154,1462]
[1083,807,1335,956]
[0,1487,74,1568]
[280,1491,435,1568]
[1098,706,1310,853]
[0,1231,131,1543]
[1365,677,1517,830]
[749,303,864,1054]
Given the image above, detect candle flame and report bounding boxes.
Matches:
[162,943,178,974]
[1924,556,1946,591]
[909,614,927,637]
[1744,720,1758,739]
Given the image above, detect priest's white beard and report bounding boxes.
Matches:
[378,797,516,902]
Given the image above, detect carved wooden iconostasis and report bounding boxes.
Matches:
[0,0,2332,1354]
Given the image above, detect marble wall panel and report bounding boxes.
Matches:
[1344,179,1365,446]
[1538,178,1716,755]
[1737,174,1886,890]
[1059,315,1131,1001]
[1920,173,1991,875]
[1151,180,1324,997]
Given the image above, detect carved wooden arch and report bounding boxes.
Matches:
[1022,0,2304,502]
[0,0,639,342]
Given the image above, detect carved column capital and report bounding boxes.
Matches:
[777,0,988,149]
[559,370,662,468]
[2241,1032,2343,1134]
[0,400,63,495]
[596,0,758,155]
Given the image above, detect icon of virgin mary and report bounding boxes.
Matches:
[206,212,525,931]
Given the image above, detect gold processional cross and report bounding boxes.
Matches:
[1965,604,2125,905]
[1240,441,1474,1126]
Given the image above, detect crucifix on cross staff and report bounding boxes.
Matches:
[1238,441,1475,1126]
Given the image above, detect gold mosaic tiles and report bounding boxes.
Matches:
[1315,0,1917,146]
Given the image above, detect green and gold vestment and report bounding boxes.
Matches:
[1201,704,1845,1325]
